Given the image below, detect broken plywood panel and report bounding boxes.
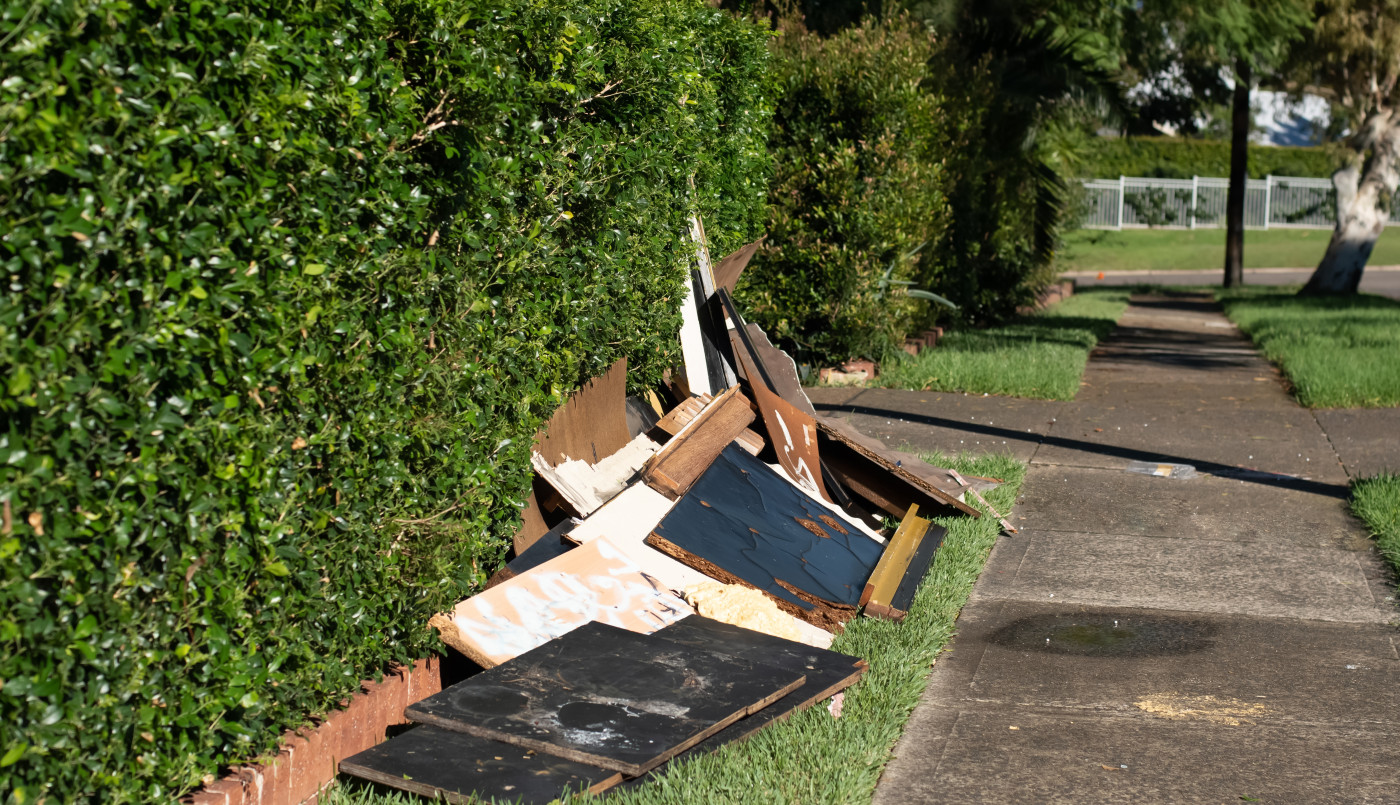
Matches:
[642,386,756,500]
[534,358,631,467]
[428,537,691,669]
[646,445,885,630]
[532,434,661,517]
[566,484,834,649]
[816,415,981,519]
[405,621,806,776]
[339,725,622,804]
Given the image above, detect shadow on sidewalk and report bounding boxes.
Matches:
[815,402,1350,500]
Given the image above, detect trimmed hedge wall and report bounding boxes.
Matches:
[0,1,770,801]
[1079,136,1338,179]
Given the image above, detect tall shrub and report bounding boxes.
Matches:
[737,14,954,365]
[0,0,771,801]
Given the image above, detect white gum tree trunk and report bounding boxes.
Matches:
[1303,110,1400,295]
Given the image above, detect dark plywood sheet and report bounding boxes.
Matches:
[650,616,865,745]
[404,621,805,776]
[646,445,885,628]
[339,725,622,804]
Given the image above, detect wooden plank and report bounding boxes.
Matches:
[339,725,623,805]
[641,386,756,500]
[652,394,763,456]
[405,621,806,776]
[885,521,947,618]
[645,445,885,631]
[428,537,692,669]
[534,358,630,466]
[718,290,829,502]
[712,237,765,294]
[860,506,931,611]
[816,416,982,518]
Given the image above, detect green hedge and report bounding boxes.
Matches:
[738,15,953,364]
[0,1,771,801]
[1079,136,1338,179]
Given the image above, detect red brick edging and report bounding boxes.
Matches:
[187,657,443,805]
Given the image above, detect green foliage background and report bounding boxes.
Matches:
[1079,135,1338,179]
[739,15,953,363]
[0,0,771,801]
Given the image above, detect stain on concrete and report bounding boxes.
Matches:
[1134,693,1271,726]
[988,612,1217,658]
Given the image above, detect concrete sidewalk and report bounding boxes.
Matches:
[811,292,1400,804]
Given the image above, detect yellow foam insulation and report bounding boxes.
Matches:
[682,580,803,642]
[1134,693,1270,726]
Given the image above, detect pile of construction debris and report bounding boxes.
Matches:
[338,237,1009,804]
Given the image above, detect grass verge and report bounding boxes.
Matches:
[1217,286,1400,407]
[323,451,1027,805]
[876,288,1131,400]
[1056,228,1400,273]
[1352,474,1400,580]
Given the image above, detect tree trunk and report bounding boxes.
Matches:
[1224,61,1250,288]
[1302,110,1400,295]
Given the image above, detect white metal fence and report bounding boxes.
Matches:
[1079,175,1400,230]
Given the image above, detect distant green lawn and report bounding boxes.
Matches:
[1217,287,1400,408]
[1057,228,1400,273]
[876,288,1132,400]
[324,452,1026,805]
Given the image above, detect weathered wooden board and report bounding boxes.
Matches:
[712,237,764,294]
[735,321,815,418]
[861,506,931,612]
[534,358,630,466]
[646,445,885,630]
[885,521,947,618]
[339,725,622,804]
[816,416,982,519]
[532,434,660,516]
[642,386,756,500]
[652,394,764,456]
[405,621,806,776]
[429,538,692,669]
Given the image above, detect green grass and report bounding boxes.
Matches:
[1217,286,1400,408]
[324,452,1027,805]
[1351,474,1400,580]
[876,288,1132,400]
[1056,228,1400,273]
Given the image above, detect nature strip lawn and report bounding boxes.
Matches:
[1216,286,1400,408]
[1056,227,1400,273]
[1352,474,1400,580]
[325,452,1026,805]
[876,288,1132,400]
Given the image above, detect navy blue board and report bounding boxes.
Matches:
[645,444,885,628]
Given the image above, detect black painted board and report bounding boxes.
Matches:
[888,523,947,615]
[648,616,866,748]
[650,445,884,609]
[403,621,806,776]
[507,520,577,576]
[339,724,621,804]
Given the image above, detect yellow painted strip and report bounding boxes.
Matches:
[863,504,932,611]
